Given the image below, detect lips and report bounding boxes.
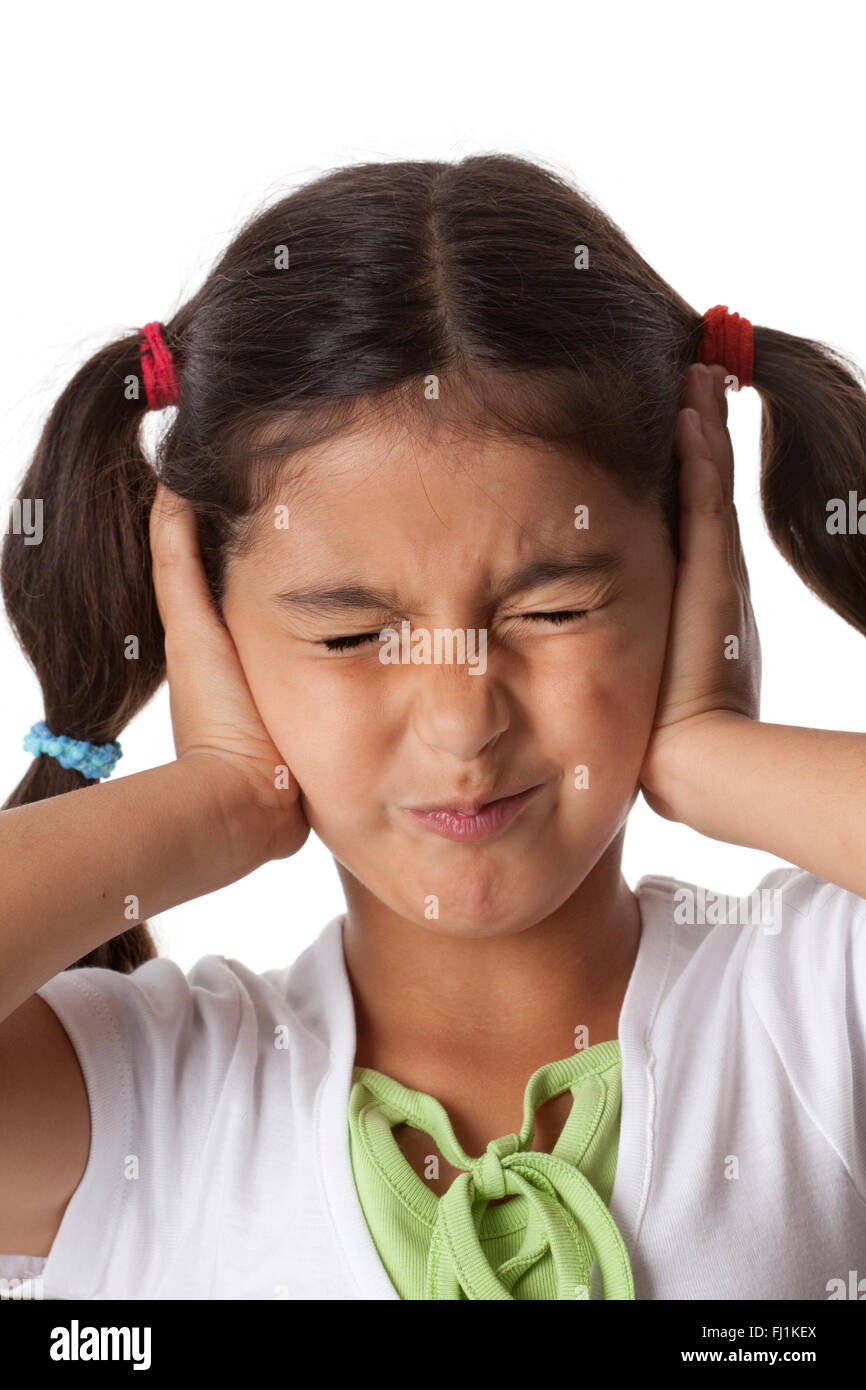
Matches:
[407,782,541,816]
[402,783,543,843]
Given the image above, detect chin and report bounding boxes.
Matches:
[389,876,562,938]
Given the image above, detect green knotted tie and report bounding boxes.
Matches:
[350,1043,635,1301]
[426,1129,634,1299]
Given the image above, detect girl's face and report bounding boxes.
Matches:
[221,424,676,938]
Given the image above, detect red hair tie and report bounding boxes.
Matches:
[698,305,754,389]
[139,321,179,410]
[136,309,753,406]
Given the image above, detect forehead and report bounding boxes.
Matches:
[236,422,651,578]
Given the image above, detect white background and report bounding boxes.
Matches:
[1,0,864,974]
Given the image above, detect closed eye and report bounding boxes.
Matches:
[322,631,384,652]
[519,609,589,626]
[321,610,590,652]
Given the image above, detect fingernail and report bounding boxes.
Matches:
[698,366,715,395]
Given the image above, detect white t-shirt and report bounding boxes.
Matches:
[2,866,865,1300]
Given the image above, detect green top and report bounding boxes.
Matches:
[348,1038,634,1299]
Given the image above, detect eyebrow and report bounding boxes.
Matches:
[272,550,625,615]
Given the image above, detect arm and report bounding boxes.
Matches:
[647,711,866,900]
[639,364,865,901]
[0,753,276,1026]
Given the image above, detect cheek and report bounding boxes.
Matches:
[248,659,389,805]
[525,625,665,776]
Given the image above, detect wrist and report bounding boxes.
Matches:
[641,710,755,826]
[177,752,281,879]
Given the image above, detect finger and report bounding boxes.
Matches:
[681,364,753,594]
[674,408,731,576]
[702,365,753,598]
[149,482,222,643]
[710,363,729,428]
[684,364,734,503]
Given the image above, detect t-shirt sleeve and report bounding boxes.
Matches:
[2,953,253,1300]
[743,867,866,1200]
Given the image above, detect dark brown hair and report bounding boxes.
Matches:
[3,153,865,973]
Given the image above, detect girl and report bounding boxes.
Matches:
[0,154,864,1301]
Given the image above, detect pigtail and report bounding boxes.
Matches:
[1,329,172,971]
[751,326,866,637]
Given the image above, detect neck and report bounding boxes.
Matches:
[339,837,641,1091]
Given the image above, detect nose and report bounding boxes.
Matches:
[410,660,511,760]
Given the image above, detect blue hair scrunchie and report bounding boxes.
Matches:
[23,721,123,780]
